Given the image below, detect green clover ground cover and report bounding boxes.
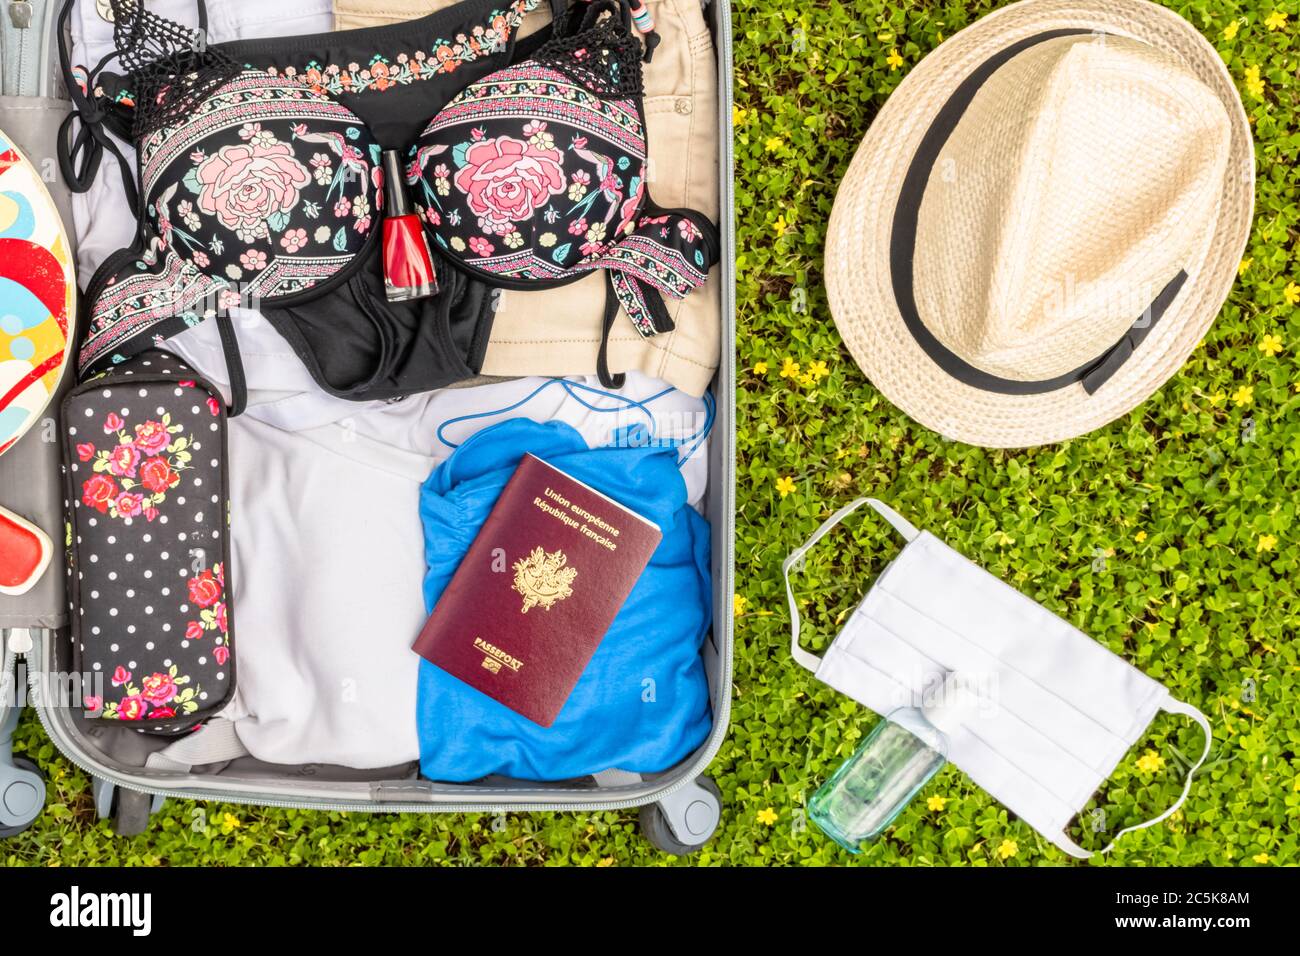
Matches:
[6,0,1298,866]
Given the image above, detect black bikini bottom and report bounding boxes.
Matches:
[261,245,497,402]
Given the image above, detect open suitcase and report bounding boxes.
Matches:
[0,0,735,854]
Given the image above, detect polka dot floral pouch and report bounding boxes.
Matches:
[61,350,234,735]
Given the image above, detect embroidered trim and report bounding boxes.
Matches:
[264,0,541,97]
[425,68,644,157]
[140,73,366,191]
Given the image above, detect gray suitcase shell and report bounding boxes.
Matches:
[1,0,735,853]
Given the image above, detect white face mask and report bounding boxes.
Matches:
[783,498,1211,859]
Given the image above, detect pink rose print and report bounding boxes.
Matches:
[114,492,144,518]
[111,665,131,687]
[453,135,565,230]
[83,695,103,713]
[107,442,140,477]
[132,419,170,456]
[139,457,179,494]
[103,412,124,433]
[178,380,196,387]
[76,442,95,462]
[144,506,159,522]
[214,601,228,633]
[140,672,178,705]
[195,141,311,233]
[214,645,230,666]
[185,621,204,641]
[468,236,494,257]
[188,569,222,608]
[207,396,222,416]
[118,695,146,720]
[280,227,308,252]
[150,707,177,719]
[81,474,118,513]
[240,248,268,271]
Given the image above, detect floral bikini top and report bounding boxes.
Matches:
[63,0,718,402]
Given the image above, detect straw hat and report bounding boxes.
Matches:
[825,0,1253,447]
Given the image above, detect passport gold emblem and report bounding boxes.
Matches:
[512,547,577,613]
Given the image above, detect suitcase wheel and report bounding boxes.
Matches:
[638,775,721,855]
[0,756,45,837]
[93,778,165,836]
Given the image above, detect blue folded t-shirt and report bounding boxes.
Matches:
[416,419,712,781]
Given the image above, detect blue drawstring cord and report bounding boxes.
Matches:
[435,378,714,467]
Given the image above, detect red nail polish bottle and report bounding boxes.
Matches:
[381,149,437,302]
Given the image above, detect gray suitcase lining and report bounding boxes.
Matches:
[27,0,735,812]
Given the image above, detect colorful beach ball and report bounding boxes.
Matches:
[0,130,76,456]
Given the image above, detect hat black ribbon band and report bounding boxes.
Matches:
[888,28,1188,397]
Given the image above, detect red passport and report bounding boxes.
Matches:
[412,453,662,727]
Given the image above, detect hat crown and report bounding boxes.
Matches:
[913,33,1232,381]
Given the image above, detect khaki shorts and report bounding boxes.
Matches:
[334,0,721,395]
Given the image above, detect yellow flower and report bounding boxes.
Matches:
[807,359,830,380]
[1258,533,1278,552]
[926,795,947,812]
[1265,10,1288,30]
[732,105,748,126]
[780,357,801,379]
[764,136,784,153]
[1210,390,1227,407]
[757,807,778,826]
[221,813,242,833]
[1244,65,1265,99]
[1285,283,1300,305]
[1253,852,1271,864]
[1135,530,1147,542]
[753,360,769,375]
[798,372,815,387]
[734,594,748,617]
[996,839,1018,860]
[773,213,789,237]
[775,476,796,498]
[1136,750,1165,774]
[596,856,615,867]
[886,48,904,71]
[1259,333,1284,357]
[1224,20,1240,40]
[1238,257,1253,276]
[1232,385,1254,406]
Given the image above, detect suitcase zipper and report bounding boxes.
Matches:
[22,646,731,814]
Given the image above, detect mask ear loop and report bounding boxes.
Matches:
[782,498,921,673]
[1051,698,1213,860]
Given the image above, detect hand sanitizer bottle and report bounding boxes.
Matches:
[808,674,977,852]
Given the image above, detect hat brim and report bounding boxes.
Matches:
[825,0,1254,448]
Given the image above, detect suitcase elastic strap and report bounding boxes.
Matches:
[144,717,248,771]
